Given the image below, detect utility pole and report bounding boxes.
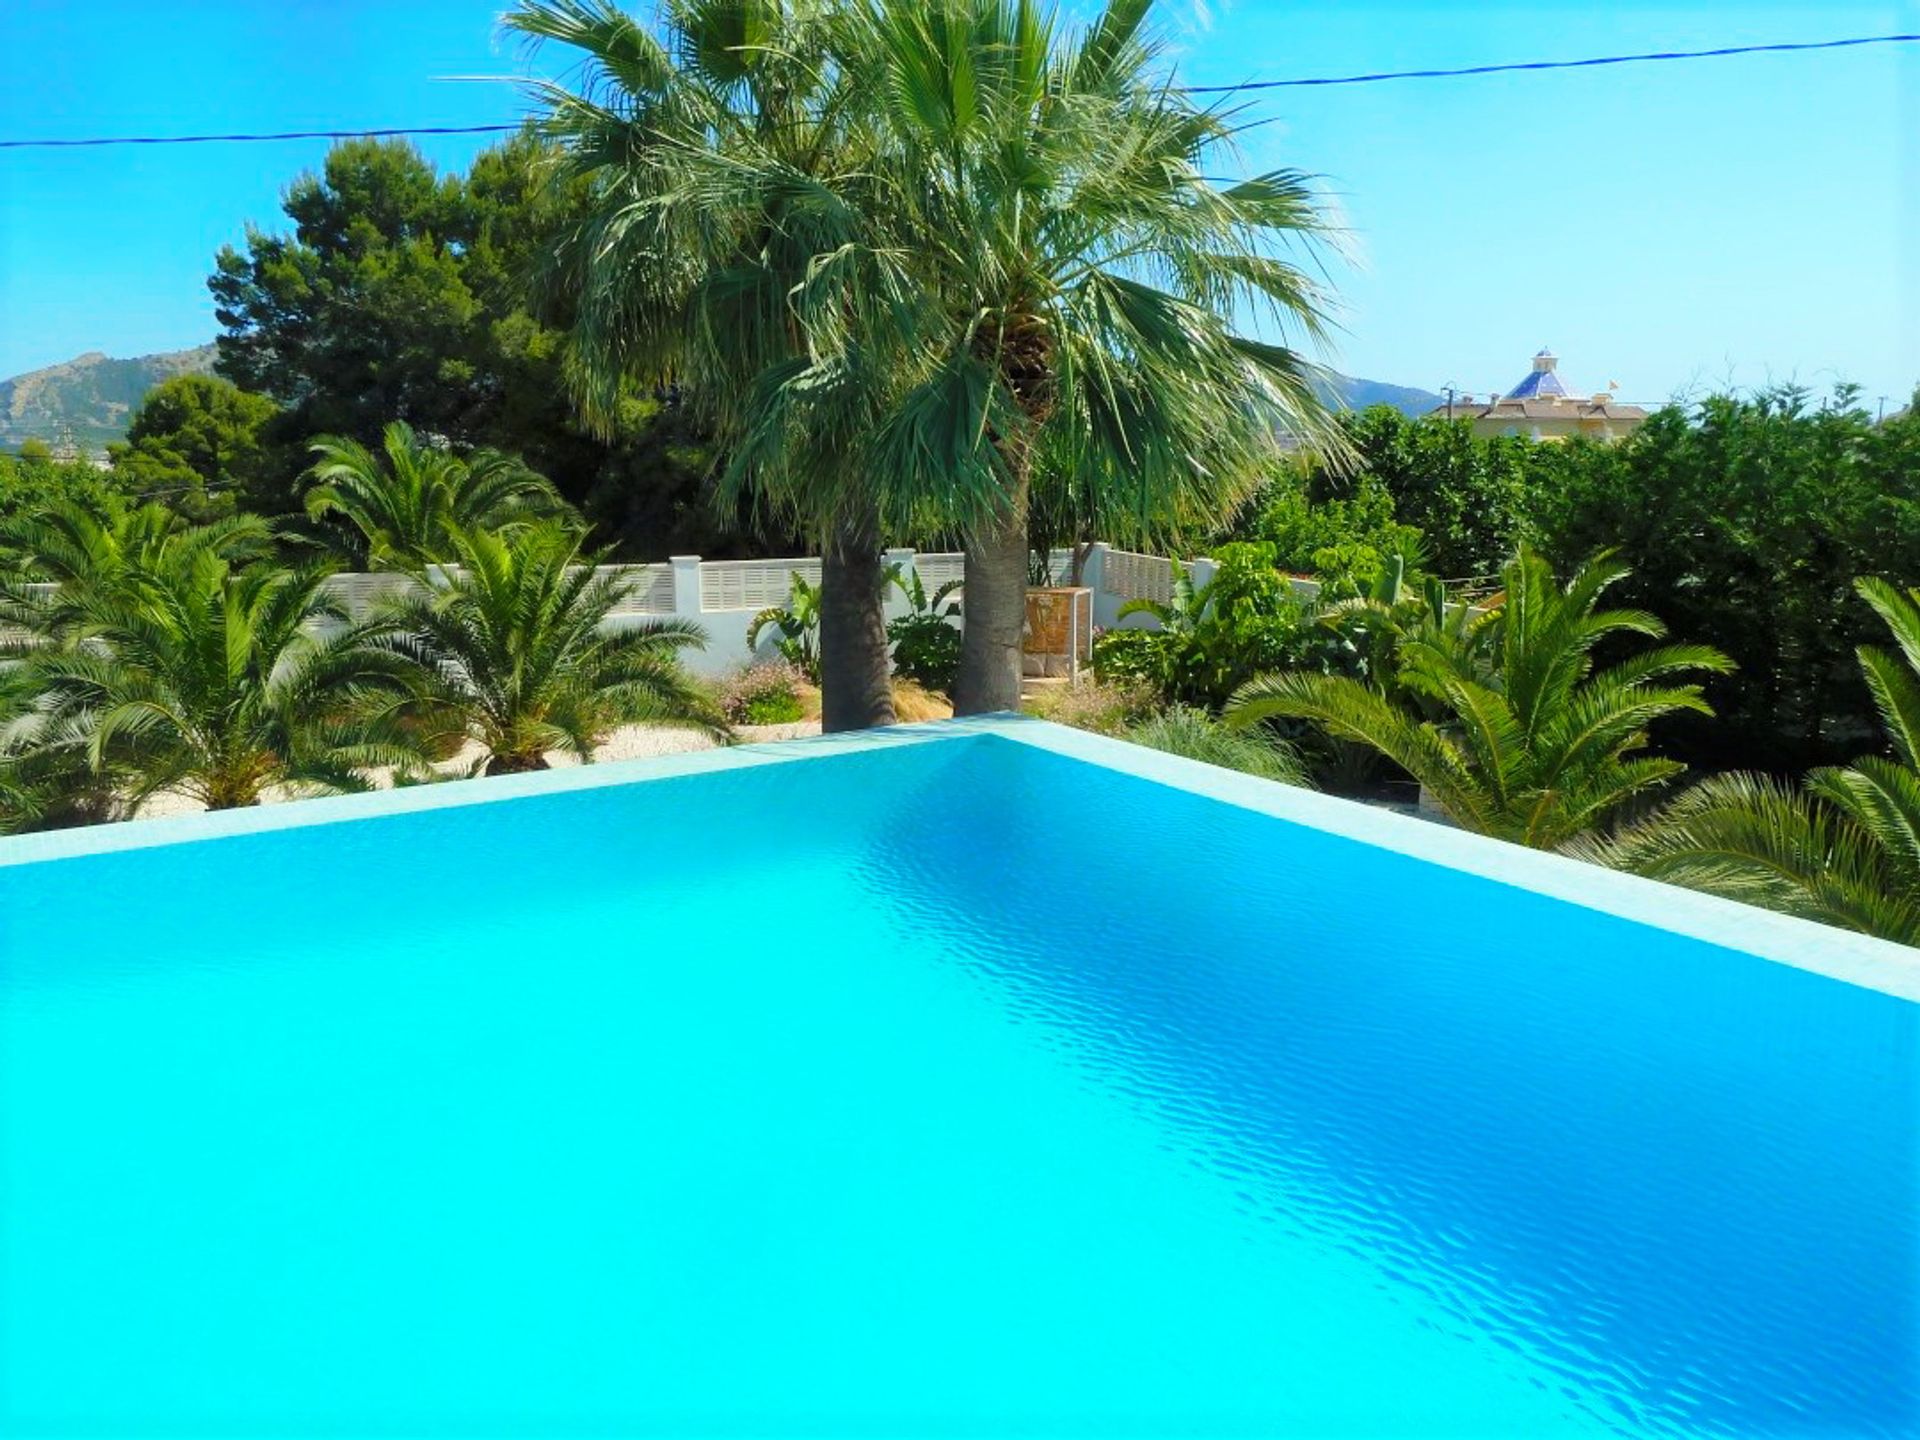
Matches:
[1879,395,1891,423]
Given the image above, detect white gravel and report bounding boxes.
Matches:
[134,720,824,820]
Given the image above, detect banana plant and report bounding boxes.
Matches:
[884,564,965,693]
[885,564,963,622]
[746,573,824,681]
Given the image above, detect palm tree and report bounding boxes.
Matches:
[20,548,425,812]
[369,521,723,775]
[1229,550,1734,849]
[1,501,285,826]
[1,499,273,629]
[842,0,1344,713]
[306,420,570,569]
[507,0,902,733]
[512,0,1341,724]
[1588,578,1920,943]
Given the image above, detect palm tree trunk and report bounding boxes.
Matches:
[818,516,896,732]
[953,465,1030,716]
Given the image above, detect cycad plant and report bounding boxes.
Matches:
[1230,550,1734,849]
[1590,578,1920,943]
[18,548,425,811]
[1,500,273,635]
[370,521,723,775]
[307,420,570,569]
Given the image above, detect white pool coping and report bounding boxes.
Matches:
[3,713,1915,1003]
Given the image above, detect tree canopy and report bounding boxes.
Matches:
[108,375,280,523]
[208,133,774,558]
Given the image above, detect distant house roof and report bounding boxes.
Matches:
[1503,348,1570,401]
[1450,396,1648,423]
[1426,348,1647,426]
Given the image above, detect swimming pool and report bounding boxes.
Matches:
[1,717,1914,1437]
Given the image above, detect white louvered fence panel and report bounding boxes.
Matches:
[1099,548,1174,605]
[700,557,820,612]
[321,572,423,619]
[602,564,676,615]
[911,552,966,592]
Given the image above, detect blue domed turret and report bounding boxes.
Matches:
[1503,348,1570,401]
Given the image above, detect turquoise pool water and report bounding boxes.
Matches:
[1,724,1914,1437]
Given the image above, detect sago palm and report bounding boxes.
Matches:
[841,0,1344,712]
[20,550,426,811]
[368,521,723,775]
[0,499,273,638]
[1230,550,1734,849]
[307,420,570,569]
[1589,577,1920,943]
[2,503,286,825]
[508,0,902,732]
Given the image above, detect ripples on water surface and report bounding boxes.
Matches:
[1,733,1914,1437]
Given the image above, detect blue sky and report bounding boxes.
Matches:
[0,0,1915,407]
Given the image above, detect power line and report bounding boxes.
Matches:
[0,124,519,151]
[2,32,1916,148]
[1183,31,1920,92]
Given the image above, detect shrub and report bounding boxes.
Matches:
[1230,466,1422,576]
[1022,676,1160,736]
[1091,543,1333,710]
[714,661,807,725]
[887,613,963,692]
[1529,386,1920,771]
[1089,627,1164,693]
[890,678,954,722]
[1122,706,1308,786]
[885,565,964,692]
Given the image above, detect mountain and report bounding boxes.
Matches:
[0,346,1444,456]
[0,345,217,453]
[1318,373,1442,417]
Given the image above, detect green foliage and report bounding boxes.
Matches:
[107,375,281,523]
[512,0,1345,715]
[1316,406,1534,578]
[8,537,424,812]
[1589,577,1920,943]
[1093,543,1328,710]
[1231,549,1734,849]
[1231,464,1422,576]
[368,522,723,775]
[714,661,809,726]
[0,452,133,534]
[1021,675,1161,736]
[885,565,964,692]
[1122,705,1308,786]
[1305,544,1463,695]
[306,421,571,568]
[746,575,824,681]
[209,133,739,556]
[1529,385,1920,770]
